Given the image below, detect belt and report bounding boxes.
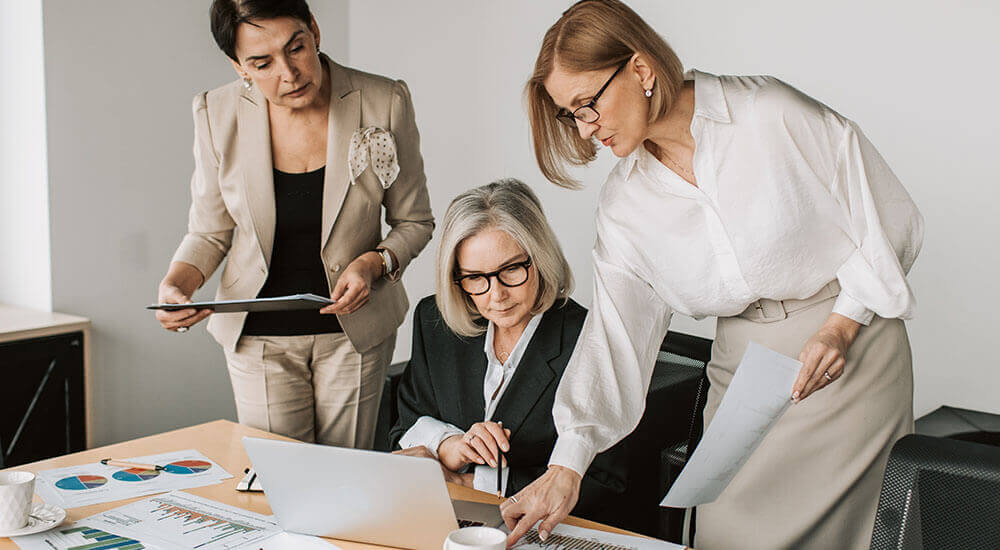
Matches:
[738,280,841,323]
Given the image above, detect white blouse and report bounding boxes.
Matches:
[549,70,924,477]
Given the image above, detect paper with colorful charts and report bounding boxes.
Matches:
[34,449,232,509]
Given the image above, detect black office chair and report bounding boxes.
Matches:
[869,433,1000,550]
[654,332,712,544]
[372,360,409,452]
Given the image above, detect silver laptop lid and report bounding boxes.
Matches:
[243,436,458,550]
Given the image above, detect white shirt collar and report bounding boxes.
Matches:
[622,68,732,179]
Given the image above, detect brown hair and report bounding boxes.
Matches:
[526,0,685,188]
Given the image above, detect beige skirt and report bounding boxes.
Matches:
[695,285,913,550]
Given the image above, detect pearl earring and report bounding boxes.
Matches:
[243,78,252,90]
[644,89,652,98]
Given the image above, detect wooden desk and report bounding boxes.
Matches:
[0,420,639,549]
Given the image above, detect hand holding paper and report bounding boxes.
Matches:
[661,342,801,508]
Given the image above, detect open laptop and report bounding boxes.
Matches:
[242,436,504,550]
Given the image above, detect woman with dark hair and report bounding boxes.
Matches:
[153,0,434,450]
[501,1,923,548]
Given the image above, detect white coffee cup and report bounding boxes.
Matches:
[0,471,36,531]
[443,526,506,550]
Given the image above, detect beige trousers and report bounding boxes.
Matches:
[223,332,395,449]
[695,286,913,550]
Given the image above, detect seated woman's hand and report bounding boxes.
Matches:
[321,251,383,315]
[392,445,435,460]
[438,422,511,471]
[393,446,474,487]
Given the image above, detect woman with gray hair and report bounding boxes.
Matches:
[388,179,627,524]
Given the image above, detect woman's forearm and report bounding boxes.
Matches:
[160,261,206,298]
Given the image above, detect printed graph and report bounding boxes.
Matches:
[519,529,636,550]
[112,468,161,482]
[55,475,108,491]
[164,459,212,474]
[151,497,259,546]
[87,492,281,550]
[15,525,145,550]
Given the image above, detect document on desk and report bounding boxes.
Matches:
[14,492,340,550]
[34,449,232,508]
[16,491,280,550]
[660,342,801,508]
[509,522,684,549]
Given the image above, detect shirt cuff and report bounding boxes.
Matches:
[832,292,875,326]
[548,433,597,478]
[398,416,465,459]
[473,465,509,496]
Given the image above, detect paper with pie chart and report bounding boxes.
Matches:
[34,449,232,508]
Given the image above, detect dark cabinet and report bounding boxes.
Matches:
[0,331,86,468]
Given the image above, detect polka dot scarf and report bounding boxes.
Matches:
[348,126,400,189]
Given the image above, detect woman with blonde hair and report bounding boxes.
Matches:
[389,179,627,525]
[501,1,923,548]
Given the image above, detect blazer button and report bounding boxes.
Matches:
[332,264,341,272]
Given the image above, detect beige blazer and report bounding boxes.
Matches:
[171,55,434,353]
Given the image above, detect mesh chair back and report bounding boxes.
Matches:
[870,433,1000,549]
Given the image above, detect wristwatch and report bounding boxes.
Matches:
[376,248,398,281]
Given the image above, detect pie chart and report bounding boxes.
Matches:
[164,460,212,474]
[55,475,108,491]
[112,468,161,482]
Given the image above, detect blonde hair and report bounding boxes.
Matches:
[436,179,573,337]
[526,0,685,188]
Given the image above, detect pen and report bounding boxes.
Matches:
[497,421,504,498]
[100,458,165,471]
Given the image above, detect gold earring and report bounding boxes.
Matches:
[243,77,252,90]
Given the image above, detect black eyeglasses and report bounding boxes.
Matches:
[555,59,629,128]
[454,258,532,296]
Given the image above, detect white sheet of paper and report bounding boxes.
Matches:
[77,491,282,550]
[246,531,342,549]
[12,522,167,550]
[33,450,232,509]
[660,341,801,508]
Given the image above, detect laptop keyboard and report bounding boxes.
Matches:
[458,519,485,528]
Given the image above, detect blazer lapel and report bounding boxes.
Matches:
[237,84,276,266]
[321,57,361,251]
[491,308,563,438]
[454,333,488,426]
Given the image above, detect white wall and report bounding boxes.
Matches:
[347,0,1000,418]
[0,0,52,311]
[41,0,349,445]
[28,0,997,445]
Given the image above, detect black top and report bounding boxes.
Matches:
[389,296,627,525]
[242,167,342,336]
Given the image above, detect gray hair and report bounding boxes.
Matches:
[436,178,574,337]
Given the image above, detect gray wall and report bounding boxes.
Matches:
[42,0,349,445]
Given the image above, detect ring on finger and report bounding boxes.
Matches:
[508,496,518,504]
[177,326,189,333]
[823,371,833,381]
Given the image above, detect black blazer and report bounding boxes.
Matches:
[389,295,627,522]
